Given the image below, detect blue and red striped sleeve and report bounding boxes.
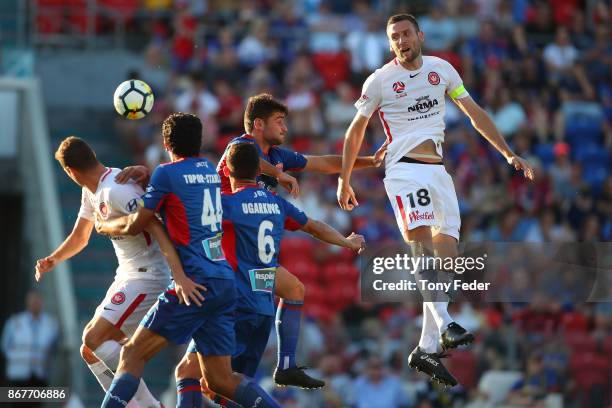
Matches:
[277,147,307,172]
[142,165,190,245]
[278,196,308,231]
[221,219,238,271]
[142,165,170,212]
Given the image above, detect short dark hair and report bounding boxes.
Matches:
[244,93,288,134]
[226,142,260,180]
[162,112,202,157]
[387,14,420,32]
[55,136,98,171]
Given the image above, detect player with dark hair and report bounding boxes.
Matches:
[338,14,534,386]
[117,94,386,389]
[96,113,282,408]
[215,93,387,388]
[174,141,366,407]
[38,136,192,408]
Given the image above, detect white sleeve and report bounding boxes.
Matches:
[108,183,144,216]
[354,71,382,118]
[77,189,95,221]
[443,60,469,100]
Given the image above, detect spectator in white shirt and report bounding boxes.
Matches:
[1,291,59,390]
[543,27,578,73]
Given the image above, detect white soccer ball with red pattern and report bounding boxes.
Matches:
[113,79,154,120]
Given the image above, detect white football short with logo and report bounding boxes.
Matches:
[93,272,171,337]
[384,162,460,241]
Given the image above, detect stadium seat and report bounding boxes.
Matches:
[447,349,477,389]
[280,236,314,255]
[311,52,350,90]
[321,262,360,283]
[281,256,319,284]
[571,353,610,407]
[560,311,589,333]
[534,143,555,168]
[565,332,598,353]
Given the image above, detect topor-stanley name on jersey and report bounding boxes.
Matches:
[407,96,438,114]
[183,174,221,184]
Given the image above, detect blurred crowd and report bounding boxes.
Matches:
[37,0,612,406]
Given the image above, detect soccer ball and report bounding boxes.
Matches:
[113,79,154,120]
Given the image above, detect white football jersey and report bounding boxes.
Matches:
[355,55,469,170]
[78,168,170,281]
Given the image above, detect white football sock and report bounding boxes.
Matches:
[418,303,439,353]
[133,381,161,408]
[87,360,114,390]
[93,340,160,408]
[93,340,122,370]
[426,301,454,335]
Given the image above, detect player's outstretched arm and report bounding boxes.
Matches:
[115,165,151,188]
[300,219,366,253]
[305,141,387,174]
[338,113,370,211]
[35,217,94,281]
[454,96,535,180]
[145,219,206,306]
[259,158,299,197]
[95,207,156,236]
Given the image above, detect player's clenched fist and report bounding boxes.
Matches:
[506,154,535,181]
[277,172,300,198]
[337,179,358,211]
[346,233,366,254]
[35,256,56,281]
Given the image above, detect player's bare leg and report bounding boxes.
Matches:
[273,266,325,389]
[102,326,168,407]
[175,350,241,408]
[197,354,281,408]
[403,225,458,387]
[82,316,162,407]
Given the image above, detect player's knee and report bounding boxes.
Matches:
[81,328,101,352]
[79,343,98,364]
[284,278,305,301]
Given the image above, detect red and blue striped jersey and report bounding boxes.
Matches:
[142,157,233,282]
[217,134,308,193]
[221,185,308,316]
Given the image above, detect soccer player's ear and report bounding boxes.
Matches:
[64,166,76,180]
[253,117,264,131]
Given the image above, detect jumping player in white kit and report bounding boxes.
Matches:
[338,14,534,386]
[36,136,202,407]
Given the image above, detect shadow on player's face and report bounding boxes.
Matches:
[262,112,287,146]
[63,166,84,187]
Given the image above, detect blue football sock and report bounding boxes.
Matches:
[177,378,202,408]
[102,372,140,408]
[275,299,303,369]
[214,394,241,408]
[233,378,280,408]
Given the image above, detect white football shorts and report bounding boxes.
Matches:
[93,273,170,337]
[384,162,461,241]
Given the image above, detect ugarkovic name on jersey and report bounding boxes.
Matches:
[355,55,469,169]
